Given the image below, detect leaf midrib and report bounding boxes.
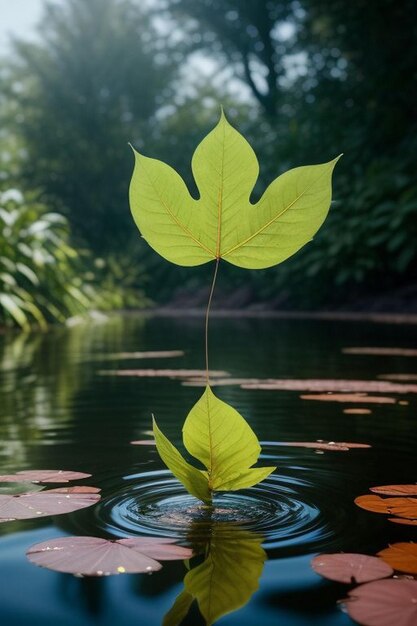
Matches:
[221,162,332,258]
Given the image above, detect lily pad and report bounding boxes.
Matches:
[311,553,393,583]
[388,518,417,526]
[345,579,417,626]
[354,495,417,519]
[98,369,229,379]
[370,485,417,496]
[0,489,100,520]
[130,440,156,446]
[0,470,91,484]
[300,394,396,404]
[27,536,193,576]
[343,347,417,357]
[281,441,371,451]
[378,543,417,574]
[241,379,417,393]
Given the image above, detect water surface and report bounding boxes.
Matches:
[0,314,415,625]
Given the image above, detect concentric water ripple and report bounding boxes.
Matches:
[61,467,362,555]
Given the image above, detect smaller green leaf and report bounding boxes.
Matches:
[182,386,276,491]
[163,589,194,626]
[215,466,275,491]
[164,525,266,626]
[152,417,211,503]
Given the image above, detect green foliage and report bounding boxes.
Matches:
[0,189,96,329]
[164,526,266,625]
[130,112,339,269]
[153,387,275,502]
[0,185,145,329]
[9,0,179,252]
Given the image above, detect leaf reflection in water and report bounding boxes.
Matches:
[164,523,266,626]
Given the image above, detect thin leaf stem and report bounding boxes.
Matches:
[205,258,220,385]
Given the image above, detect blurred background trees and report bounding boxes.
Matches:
[1,0,417,326]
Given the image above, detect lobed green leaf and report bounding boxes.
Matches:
[130,111,340,269]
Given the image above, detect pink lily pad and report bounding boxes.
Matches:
[299,394,396,404]
[0,470,91,484]
[241,379,417,393]
[98,369,229,379]
[345,579,417,626]
[280,441,371,451]
[130,440,156,446]
[311,553,393,583]
[46,486,101,494]
[343,347,417,357]
[27,536,193,576]
[0,489,100,520]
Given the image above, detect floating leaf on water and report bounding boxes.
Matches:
[45,486,101,494]
[345,579,417,626]
[370,485,417,496]
[343,408,372,415]
[130,110,340,269]
[130,440,157,446]
[354,495,417,519]
[343,347,417,357]
[98,369,229,379]
[0,470,91,484]
[241,379,417,393]
[281,441,371,451]
[378,543,417,574]
[27,536,193,576]
[311,553,393,583]
[388,518,417,526]
[300,394,396,404]
[0,489,100,520]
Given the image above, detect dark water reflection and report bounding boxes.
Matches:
[0,314,416,625]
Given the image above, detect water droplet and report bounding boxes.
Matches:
[146,566,153,571]
[117,566,126,573]
[36,511,43,515]
[97,570,103,576]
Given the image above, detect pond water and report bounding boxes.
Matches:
[0,314,415,626]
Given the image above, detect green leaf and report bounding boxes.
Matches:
[152,417,211,503]
[183,386,275,491]
[130,111,340,269]
[163,590,194,626]
[164,525,266,626]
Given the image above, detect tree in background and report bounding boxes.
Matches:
[163,0,417,306]
[4,0,417,309]
[9,0,179,253]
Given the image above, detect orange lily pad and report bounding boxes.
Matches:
[354,495,417,519]
[370,485,417,496]
[377,543,417,575]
